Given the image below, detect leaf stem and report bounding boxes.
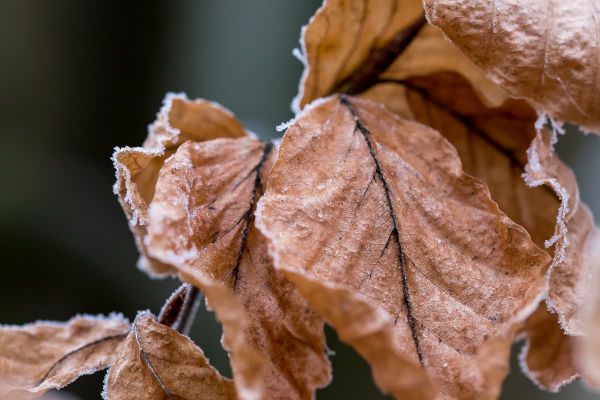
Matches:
[158,283,201,335]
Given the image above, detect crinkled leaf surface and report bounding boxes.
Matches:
[256,95,550,399]
[424,0,600,133]
[400,73,600,391]
[523,129,598,336]
[295,0,507,112]
[0,314,129,400]
[113,93,247,277]
[389,73,599,390]
[103,312,236,400]
[144,137,331,400]
[297,1,596,382]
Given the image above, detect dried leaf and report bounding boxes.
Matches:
[113,93,247,277]
[396,73,596,390]
[103,312,236,400]
[369,72,600,391]
[297,0,599,391]
[519,305,579,392]
[424,0,600,133]
[143,137,331,399]
[523,129,597,335]
[295,0,507,112]
[256,95,550,399]
[381,73,554,242]
[0,314,129,400]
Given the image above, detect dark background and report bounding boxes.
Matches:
[1,2,599,399]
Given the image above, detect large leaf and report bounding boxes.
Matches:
[396,74,597,331]
[0,314,129,400]
[113,93,247,277]
[425,0,600,133]
[256,95,549,399]
[142,136,331,399]
[296,0,597,386]
[103,312,236,400]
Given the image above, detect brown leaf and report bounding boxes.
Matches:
[295,0,507,112]
[523,130,597,336]
[256,95,550,399]
[113,93,247,277]
[0,314,129,400]
[379,73,554,244]
[520,305,579,392]
[143,137,331,399]
[396,74,595,331]
[366,73,598,389]
[424,0,600,133]
[103,312,236,400]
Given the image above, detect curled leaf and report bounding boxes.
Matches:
[519,305,579,392]
[295,0,507,112]
[0,314,129,400]
[424,0,600,132]
[103,312,236,400]
[256,95,549,399]
[143,136,331,399]
[113,93,247,277]
[523,127,598,336]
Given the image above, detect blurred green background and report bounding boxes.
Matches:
[0,1,598,399]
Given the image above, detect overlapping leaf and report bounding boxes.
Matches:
[256,95,550,399]
[113,93,247,277]
[0,314,129,400]
[143,136,331,399]
[397,74,598,334]
[103,312,236,400]
[295,0,600,391]
[425,0,600,133]
[394,73,600,390]
[295,0,507,113]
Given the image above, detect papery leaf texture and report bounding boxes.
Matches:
[425,0,600,133]
[295,0,600,391]
[144,136,331,400]
[103,312,236,400]
[294,0,508,113]
[113,93,247,277]
[256,95,550,399]
[0,314,129,400]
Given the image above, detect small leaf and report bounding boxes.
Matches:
[103,312,236,400]
[256,95,549,399]
[113,93,247,277]
[0,314,129,400]
[144,137,332,399]
[424,0,600,133]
